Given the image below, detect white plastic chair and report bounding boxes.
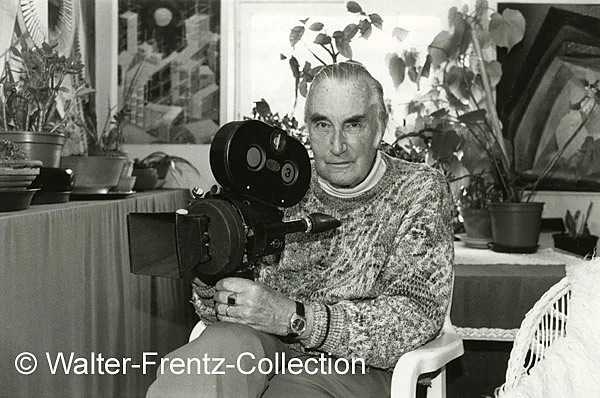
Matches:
[494,277,571,396]
[189,298,463,398]
[391,313,464,398]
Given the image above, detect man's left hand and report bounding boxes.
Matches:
[213,278,295,336]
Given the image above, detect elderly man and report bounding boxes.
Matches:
[146,62,454,398]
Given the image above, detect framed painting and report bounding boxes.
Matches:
[117,0,221,144]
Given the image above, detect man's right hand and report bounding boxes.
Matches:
[191,278,217,323]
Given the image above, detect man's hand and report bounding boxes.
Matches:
[213,278,295,336]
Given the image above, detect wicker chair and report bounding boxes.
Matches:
[494,277,571,396]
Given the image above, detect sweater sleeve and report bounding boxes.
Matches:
[301,171,455,369]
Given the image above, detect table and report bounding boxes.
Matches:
[1,190,195,398]
[448,241,580,397]
[452,243,578,341]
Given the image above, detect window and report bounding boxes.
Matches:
[231,1,451,142]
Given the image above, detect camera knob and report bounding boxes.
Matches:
[191,187,204,199]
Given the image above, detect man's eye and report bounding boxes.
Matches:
[344,121,362,131]
[314,121,331,130]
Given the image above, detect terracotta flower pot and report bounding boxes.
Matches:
[489,202,544,253]
[1,131,66,167]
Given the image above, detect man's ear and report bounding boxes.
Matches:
[372,109,387,149]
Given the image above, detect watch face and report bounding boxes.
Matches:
[291,315,306,334]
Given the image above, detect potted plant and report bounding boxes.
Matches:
[60,66,142,193]
[394,1,599,252]
[553,204,598,257]
[132,152,203,191]
[458,174,494,243]
[0,40,85,167]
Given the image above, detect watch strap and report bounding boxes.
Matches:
[295,300,305,317]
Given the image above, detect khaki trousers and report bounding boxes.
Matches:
[146,322,391,398]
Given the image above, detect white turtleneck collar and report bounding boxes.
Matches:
[317,151,387,199]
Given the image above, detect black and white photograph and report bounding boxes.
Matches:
[1,1,599,397]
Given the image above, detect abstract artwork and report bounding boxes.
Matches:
[117,0,220,144]
[498,5,600,191]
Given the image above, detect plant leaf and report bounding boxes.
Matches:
[445,65,475,100]
[289,56,301,79]
[302,61,312,75]
[343,23,359,40]
[299,79,308,97]
[403,49,418,67]
[346,1,363,13]
[489,9,525,51]
[309,22,324,31]
[289,26,305,48]
[314,33,331,45]
[280,53,287,60]
[448,7,459,28]
[408,67,418,83]
[430,129,462,161]
[10,46,21,58]
[388,54,406,88]
[358,19,372,39]
[484,60,502,87]
[420,54,432,78]
[255,99,272,117]
[369,13,383,29]
[334,35,353,59]
[457,109,487,124]
[392,27,409,42]
[428,31,452,68]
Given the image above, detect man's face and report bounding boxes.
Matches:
[306,78,383,188]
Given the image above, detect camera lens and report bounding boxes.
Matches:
[246,146,265,171]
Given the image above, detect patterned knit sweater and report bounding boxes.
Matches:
[192,154,455,370]
[258,154,455,369]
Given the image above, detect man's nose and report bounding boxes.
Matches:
[329,130,347,156]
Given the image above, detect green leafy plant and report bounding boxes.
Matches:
[0,40,87,134]
[563,203,593,238]
[282,1,384,104]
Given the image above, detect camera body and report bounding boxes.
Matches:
[128,120,341,285]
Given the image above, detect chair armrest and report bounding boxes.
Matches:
[391,325,464,398]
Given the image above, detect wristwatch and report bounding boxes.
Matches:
[288,301,306,338]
